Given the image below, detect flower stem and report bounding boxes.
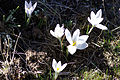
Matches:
[54,72,59,80]
[88,25,94,34]
[26,17,31,26]
[59,38,63,51]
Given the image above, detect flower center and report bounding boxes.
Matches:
[72,41,76,46]
[57,68,59,71]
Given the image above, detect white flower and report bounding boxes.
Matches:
[88,9,108,30]
[52,59,67,79]
[52,59,67,73]
[65,29,89,55]
[50,24,64,39]
[25,1,37,17]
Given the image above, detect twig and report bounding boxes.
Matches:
[10,32,21,64]
[111,26,120,32]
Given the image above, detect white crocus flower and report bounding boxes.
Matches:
[65,29,89,55]
[88,9,108,30]
[52,59,67,79]
[25,1,37,17]
[50,24,64,39]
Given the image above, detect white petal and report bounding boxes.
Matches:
[57,61,61,68]
[26,10,31,17]
[72,29,80,42]
[52,59,57,72]
[56,61,62,73]
[96,24,108,30]
[26,10,29,17]
[88,17,92,24]
[95,18,103,25]
[65,29,73,45]
[60,24,64,33]
[57,25,64,38]
[59,63,67,72]
[57,31,64,38]
[78,35,89,44]
[25,1,29,13]
[91,11,96,19]
[55,24,60,32]
[50,30,56,37]
[96,9,102,18]
[61,24,64,28]
[88,16,96,26]
[32,2,37,12]
[29,1,32,8]
[25,1,29,8]
[29,7,34,14]
[67,45,77,55]
[77,42,88,50]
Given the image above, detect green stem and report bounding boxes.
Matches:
[88,25,94,34]
[59,38,63,51]
[86,25,89,34]
[26,16,31,26]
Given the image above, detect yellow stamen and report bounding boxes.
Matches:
[57,68,59,71]
[72,41,76,46]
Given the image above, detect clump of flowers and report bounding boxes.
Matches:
[49,8,108,79]
[1,0,111,79]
